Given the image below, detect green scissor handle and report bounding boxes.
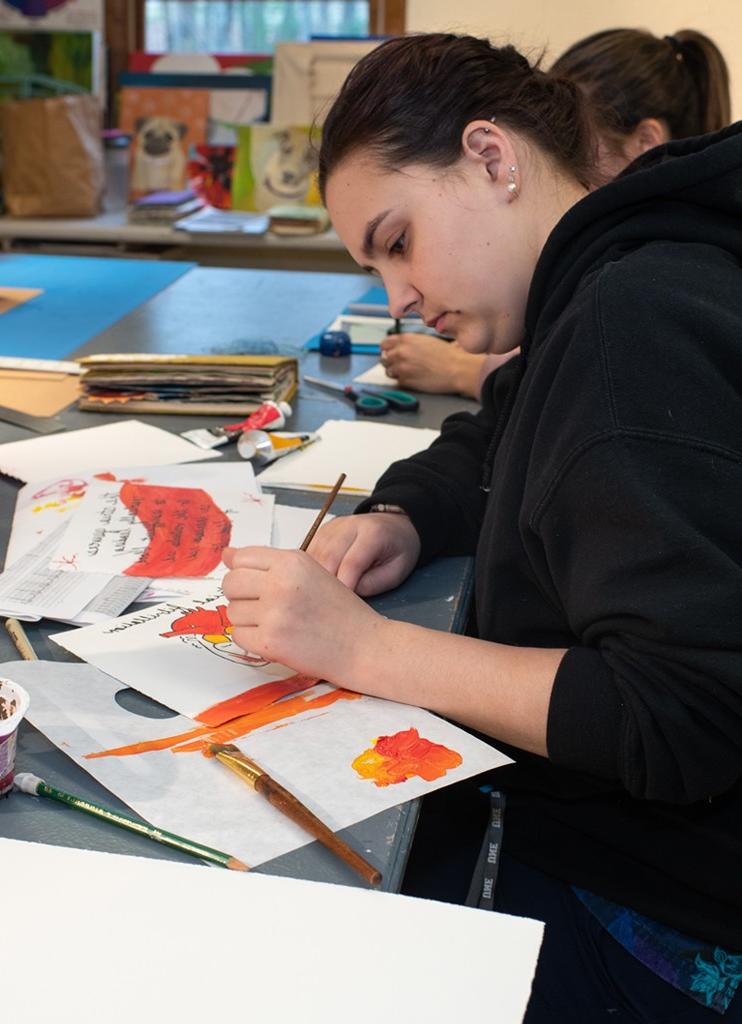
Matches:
[354,391,389,416]
[362,387,419,412]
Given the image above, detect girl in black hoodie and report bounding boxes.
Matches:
[223,34,742,1021]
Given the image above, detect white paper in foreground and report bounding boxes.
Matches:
[0,420,219,484]
[257,419,439,493]
[2,837,542,1024]
[11,661,512,872]
[50,593,311,723]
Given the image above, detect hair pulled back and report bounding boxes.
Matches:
[318,33,593,200]
[551,28,731,142]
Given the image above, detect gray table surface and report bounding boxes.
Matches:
[0,265,478,891]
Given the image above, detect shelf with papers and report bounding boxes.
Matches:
[0,211,358,273]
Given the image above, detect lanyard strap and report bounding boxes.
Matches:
[466,788,506,911]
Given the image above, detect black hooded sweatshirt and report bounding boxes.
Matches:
[358,124,742,947]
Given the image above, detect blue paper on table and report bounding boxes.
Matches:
[303,284,389,352]
[0,254,194,359]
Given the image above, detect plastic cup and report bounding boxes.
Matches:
[0,678,30,797]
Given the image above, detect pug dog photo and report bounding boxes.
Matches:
[131,116,188,193]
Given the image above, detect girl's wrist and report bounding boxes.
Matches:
[347,612,399,697]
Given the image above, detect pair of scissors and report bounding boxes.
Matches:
[303,375,419,416]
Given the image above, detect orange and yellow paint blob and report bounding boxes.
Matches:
[352,728,462,787]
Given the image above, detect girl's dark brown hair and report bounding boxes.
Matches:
[318,33,593,200]
[551,28,731,143]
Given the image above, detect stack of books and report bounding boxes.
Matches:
[77,353,298,415]
[267,204,330,235]
[128,190,205,225]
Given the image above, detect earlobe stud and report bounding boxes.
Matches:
[507,165,518,197]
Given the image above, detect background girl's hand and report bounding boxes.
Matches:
[307,512,421,596]
[380,333,486,398]
[222,546,385,683]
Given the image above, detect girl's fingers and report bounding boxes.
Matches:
[221,546,274,571]
[225,598,260,627]
[222,568,267,601]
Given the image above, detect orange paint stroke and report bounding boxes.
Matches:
[119,481,231,577]
[160,604,231,639]
[84,722,213,760]
[352,728,463,788]
[195,673,319,726]
[183,688,361,754]
[84,686,359,760]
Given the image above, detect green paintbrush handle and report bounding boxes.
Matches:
[14,772,248,872]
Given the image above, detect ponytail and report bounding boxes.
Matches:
[551,28,731,142]
[674,30,731,133]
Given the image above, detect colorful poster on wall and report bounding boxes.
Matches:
[129,52,272,75]
[187,145,235,209]
[0,29,96,91]
[232,124,321,212]
[0,0,102,31]
[120,87,209,198]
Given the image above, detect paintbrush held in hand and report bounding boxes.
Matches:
[299,472,346,551]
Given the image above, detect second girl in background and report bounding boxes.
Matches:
[380,27,731,398]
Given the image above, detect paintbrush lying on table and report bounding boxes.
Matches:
[210,744,381,886]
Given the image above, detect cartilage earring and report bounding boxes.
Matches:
[507,165,518,198]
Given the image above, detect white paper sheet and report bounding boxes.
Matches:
[257,419,439,494]
[271,504,334,548]
[2,836,543,1024]
[6,462,260,567]
[354,361,400,387]
[0,527,118,621]
[0,420,220,484]
[60,576,152,626]
[10,660,512,873]
[50,593,308,723]
[49,481,273,579]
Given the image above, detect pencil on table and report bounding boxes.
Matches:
[210,744,382,886]
[5,617,38,661]
[299,472,346,551]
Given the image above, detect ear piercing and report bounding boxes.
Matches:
[507,165,518,197]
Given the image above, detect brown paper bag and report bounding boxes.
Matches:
[1,93,104,217]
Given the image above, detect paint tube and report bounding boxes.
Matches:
[182,402,293,451]
[225,401,292,434]
[237,429,317,465]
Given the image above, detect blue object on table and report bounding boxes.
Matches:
[0,254,195,358]
[304,284,390,352]
[319,329,351,357]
